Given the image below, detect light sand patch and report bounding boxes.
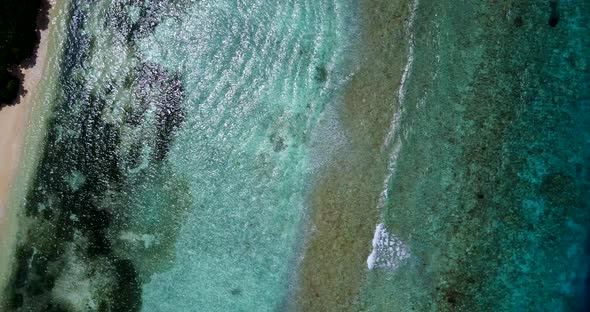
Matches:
[0,0,59,304]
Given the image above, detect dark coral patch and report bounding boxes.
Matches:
[315,65,328,83]
[134,62,186,162]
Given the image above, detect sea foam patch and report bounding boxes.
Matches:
[367,223,409,271]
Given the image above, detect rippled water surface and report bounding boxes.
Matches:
[9,0,358,310]
[3,0,590,311]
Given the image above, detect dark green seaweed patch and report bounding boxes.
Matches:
[111,260,141,312]
[4,0,192,310]
[0,0,50,106]
[314,65,328,83]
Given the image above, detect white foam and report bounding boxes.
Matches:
[367,223,410,271]
[375,0,419,220]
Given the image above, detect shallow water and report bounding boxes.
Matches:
[2,0,589,311]
[6,0,358,310]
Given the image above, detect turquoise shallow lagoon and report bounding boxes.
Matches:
[1,0,589,311]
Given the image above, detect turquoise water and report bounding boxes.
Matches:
[6,0,359,311]
[136,1,356,310]
[3,0,590,311]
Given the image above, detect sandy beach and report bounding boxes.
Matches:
[0,0,56,300]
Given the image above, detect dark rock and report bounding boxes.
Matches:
[549,1,559,27]
[0,0,51,107]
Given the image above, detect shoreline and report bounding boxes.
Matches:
[0,0,58,303]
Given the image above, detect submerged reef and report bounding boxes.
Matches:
[356,1,590,311]
[298,0,589,311]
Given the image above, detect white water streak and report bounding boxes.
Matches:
[383,0,418,150]
[368,0,418,270]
